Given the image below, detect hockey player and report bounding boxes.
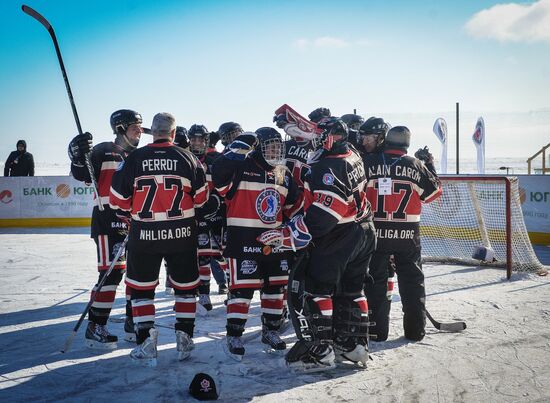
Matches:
[363,126,442,342]
[188,124,227,310]
[212,127,302,360]
[109,112,208,366]
[357,116,390,154]
[259,117,376,372]
[67,109,143,348]
[217,121,243,147]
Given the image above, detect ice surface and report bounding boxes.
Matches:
[1,229,550,402]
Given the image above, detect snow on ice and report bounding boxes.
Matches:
[1,228,549,402]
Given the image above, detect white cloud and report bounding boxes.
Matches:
[292,36,373,49]
[465,0,550,43]
[313,36,350,48]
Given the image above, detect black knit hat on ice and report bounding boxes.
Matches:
[189,373,218,400]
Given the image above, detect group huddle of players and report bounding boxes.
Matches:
[67,105,441,371]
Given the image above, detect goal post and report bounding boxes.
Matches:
[420,176,548,279]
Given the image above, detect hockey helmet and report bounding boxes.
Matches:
[255,127,285,167]
[341,114,365,131]
[188,124,209,156]
[110,109,143,135]
[218,121,243,146]
[313,117,349,151]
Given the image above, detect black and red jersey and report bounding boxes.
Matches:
[362,149,442,251]
[303,145,372,239]
[212,155,303,260]
[71,141,129,238]
[109,140,208,254]
[284,139,314,190]
[196,150,225,225]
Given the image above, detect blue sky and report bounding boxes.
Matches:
[1,0,549,167]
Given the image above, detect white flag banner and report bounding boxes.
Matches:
[472,117,485,174]
[432,118,448,174]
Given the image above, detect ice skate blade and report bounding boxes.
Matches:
[287,360,337,373]
[196,303,209,317]
[131,356,157,368]
[85,339,117,350]
[124,332,136,343]
[263,346,286,356]
[222,342,244,362]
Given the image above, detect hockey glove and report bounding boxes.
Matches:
[273,113,289,129]
[223,132,258,161]
[414,146,434,165]
[68,132,93,166]
[256,215,312,252]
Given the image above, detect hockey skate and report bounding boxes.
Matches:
[176,330,195,361]
[85,322,118,349]
[261,329,286,355]
[218,283,228,295]
[286,341,336,373]
[130,328,158,367]
[197,294,213,313]
[224,336,245,361]
[334,342,369,367]
[124,316,136,343]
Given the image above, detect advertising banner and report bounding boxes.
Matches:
[0,176,94,226]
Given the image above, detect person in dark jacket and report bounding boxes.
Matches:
[4,140,34,176]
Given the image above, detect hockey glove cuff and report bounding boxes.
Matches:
[257,215,312,252]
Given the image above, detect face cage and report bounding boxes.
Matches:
[261,138,286,166]
[189,135,209,155]
[222,128,243,145]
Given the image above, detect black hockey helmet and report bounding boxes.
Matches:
[308,107,331,123]
[341,114,365,130]
[359,117,390,136]
[110,109,142,135]
[255,127,285,166]
[385,126,411,151]
[188,124,209,156]
[218,121,243,146]
[174,126,189,149]
[358,116,390,152]
[313,117,349,151]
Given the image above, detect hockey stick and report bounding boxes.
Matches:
[425,309,466,332]
[61,234,129,353]
[22,5,103,211]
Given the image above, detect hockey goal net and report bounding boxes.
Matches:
[420,176,548,278]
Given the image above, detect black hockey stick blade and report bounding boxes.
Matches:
[426,310,466,332]
[22,5,52,32]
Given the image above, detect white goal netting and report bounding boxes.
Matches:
[420,176,548,275]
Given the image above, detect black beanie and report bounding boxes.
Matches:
[189,373,218,400]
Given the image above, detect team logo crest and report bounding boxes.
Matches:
[322,173,335,185]
[255,188,281,224]
[198,233,210,246]
[241,260,257,275]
